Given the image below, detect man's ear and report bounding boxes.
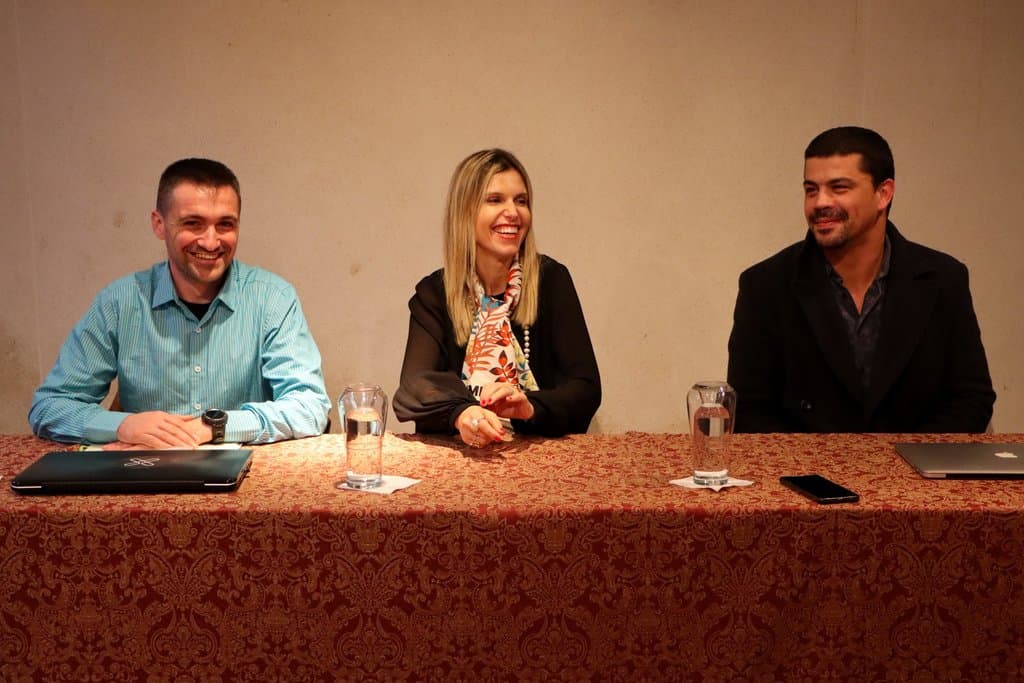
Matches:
[151,210,166,239]
[877,178,895,212]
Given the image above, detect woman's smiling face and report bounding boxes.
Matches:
[474,169,531,271]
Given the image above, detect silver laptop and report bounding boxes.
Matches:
[11,448,253,494]
[895,442,1024,479]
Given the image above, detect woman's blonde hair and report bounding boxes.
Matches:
[443,149,539,345]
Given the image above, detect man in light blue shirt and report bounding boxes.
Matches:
[30,158,331,446]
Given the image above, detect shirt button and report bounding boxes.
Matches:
[194,366,202,373]
[194,403,201,411]
[195,328,202,334]
[800,400,813,412]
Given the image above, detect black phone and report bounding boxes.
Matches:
[779,474,859,504]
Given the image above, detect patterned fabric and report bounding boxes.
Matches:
[460,258,538,398]
[3,432,1024,680]
[29,261,331,444]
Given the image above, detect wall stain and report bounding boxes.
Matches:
[0,321,37,434]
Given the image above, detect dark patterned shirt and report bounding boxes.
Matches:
[825,237,891,390]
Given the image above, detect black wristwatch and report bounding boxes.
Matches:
[202,409,228,444]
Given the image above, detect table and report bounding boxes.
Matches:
[2,432,1024,681]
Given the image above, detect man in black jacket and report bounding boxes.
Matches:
[727,126,995,433]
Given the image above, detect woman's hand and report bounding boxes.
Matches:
[455,406,505,447]
[479,383,535,421]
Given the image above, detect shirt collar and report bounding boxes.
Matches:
[824,234,892,284]
[877,233,892,279]
[151,261,238,312]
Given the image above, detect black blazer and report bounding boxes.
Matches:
[727,223,995,433]
[394,255,601,436]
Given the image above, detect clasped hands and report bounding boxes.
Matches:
[101,411,214,450]
[455,383,534,448]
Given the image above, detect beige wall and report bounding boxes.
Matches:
[2,0,1021,434]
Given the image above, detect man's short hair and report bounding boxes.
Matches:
[804,126,895,188]
[156,158,241,215]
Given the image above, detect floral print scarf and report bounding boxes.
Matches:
[461,257,539,398]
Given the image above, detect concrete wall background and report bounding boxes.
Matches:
[2,0,1021,434]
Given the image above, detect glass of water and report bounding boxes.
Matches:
[686,380,737,486]
[339,383,388,489]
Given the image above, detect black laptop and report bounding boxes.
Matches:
[10,448,254,494]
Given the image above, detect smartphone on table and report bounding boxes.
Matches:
[779,474,859,504]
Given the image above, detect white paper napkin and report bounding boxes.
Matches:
[669,476,754,493]
[337,474,421,495]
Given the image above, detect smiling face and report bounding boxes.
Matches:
[474,169,531,273]
[151,182,240,303]
[803,154,893,252]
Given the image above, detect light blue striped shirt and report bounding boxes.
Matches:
[29,261,331,444]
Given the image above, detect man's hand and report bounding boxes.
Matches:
[108,412,213,449]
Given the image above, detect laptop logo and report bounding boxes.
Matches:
[995,451,1018,459]
[124,457,160,467]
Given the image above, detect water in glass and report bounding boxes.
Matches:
[687,380,737,487]
[339,383,388,489]
[345,407,384,488]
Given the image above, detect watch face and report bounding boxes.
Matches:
[204,409,227,424]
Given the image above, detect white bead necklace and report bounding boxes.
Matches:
[469,306,531,362]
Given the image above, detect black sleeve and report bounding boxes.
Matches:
[727,267,795,433]
[513,261,601,436]
[392,275,476,433]
[915,262,995,432]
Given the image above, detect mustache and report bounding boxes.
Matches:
[812,208,847,222]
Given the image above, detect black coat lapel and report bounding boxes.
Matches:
[865,225,938,415]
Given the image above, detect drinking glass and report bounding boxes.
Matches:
[339,383,388,489]
[686,381,737,486]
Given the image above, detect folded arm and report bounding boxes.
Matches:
[29,294,128,443]
[393,284,477,433]
[511,263,601,436]
[230,293,330,443]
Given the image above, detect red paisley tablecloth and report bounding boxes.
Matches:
[2,432,1024,681]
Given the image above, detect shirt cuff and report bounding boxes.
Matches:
[83,411,130,444]
[225,409,263,444]
[512,398,546,433]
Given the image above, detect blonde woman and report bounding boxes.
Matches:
[394,149,601,447]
